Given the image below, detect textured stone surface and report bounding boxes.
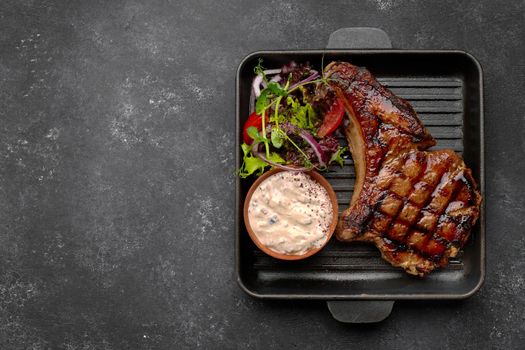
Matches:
[0,0,524,349]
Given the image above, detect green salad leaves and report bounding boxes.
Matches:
[238,59,347,178]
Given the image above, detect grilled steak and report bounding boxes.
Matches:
[323,61,482,276]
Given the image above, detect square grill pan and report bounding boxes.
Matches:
[235,29,485,322]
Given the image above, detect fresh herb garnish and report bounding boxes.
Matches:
[270,127,284,148]
[238,143,267,178]
[329,146,347,167]
[240,59,345,177]
[238,142,285,178]
[254,58,267,83]
[266,81,287,97]
[246,126,264,143]
[287,96,317,132]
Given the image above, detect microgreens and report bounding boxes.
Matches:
[240,59,347,177]
[329,146,347,167]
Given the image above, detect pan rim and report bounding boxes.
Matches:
[235,49,485,300]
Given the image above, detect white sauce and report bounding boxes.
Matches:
[248,171,333,255]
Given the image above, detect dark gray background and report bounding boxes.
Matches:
[1,0,524,349]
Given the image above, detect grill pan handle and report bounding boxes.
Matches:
[326,27,394,323]
[327,300,394,323]
[327,27,392,49]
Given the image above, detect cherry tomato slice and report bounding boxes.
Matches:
[317,98,345,138]
[242,112,268,144]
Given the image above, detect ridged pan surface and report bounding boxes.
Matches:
[235,51,484,299]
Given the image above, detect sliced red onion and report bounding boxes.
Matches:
[288,71,320,91]
[252,69,283,98]
[297,128,327,167]
[270,75,282,83]
[249,89,255,114]
[263,69,281,75]
[251,66,286,106]
[251,142,309,172]
[260,122,328,168]
[277,123,327,167]
[252,74,263,97]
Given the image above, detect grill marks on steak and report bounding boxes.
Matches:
[323,62,482,276]
[354,149,480,275]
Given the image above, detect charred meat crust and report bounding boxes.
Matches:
[324,61,482,277]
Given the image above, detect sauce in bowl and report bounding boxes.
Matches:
[244,170,338,259]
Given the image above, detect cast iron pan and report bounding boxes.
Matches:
[235,28,485,323]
